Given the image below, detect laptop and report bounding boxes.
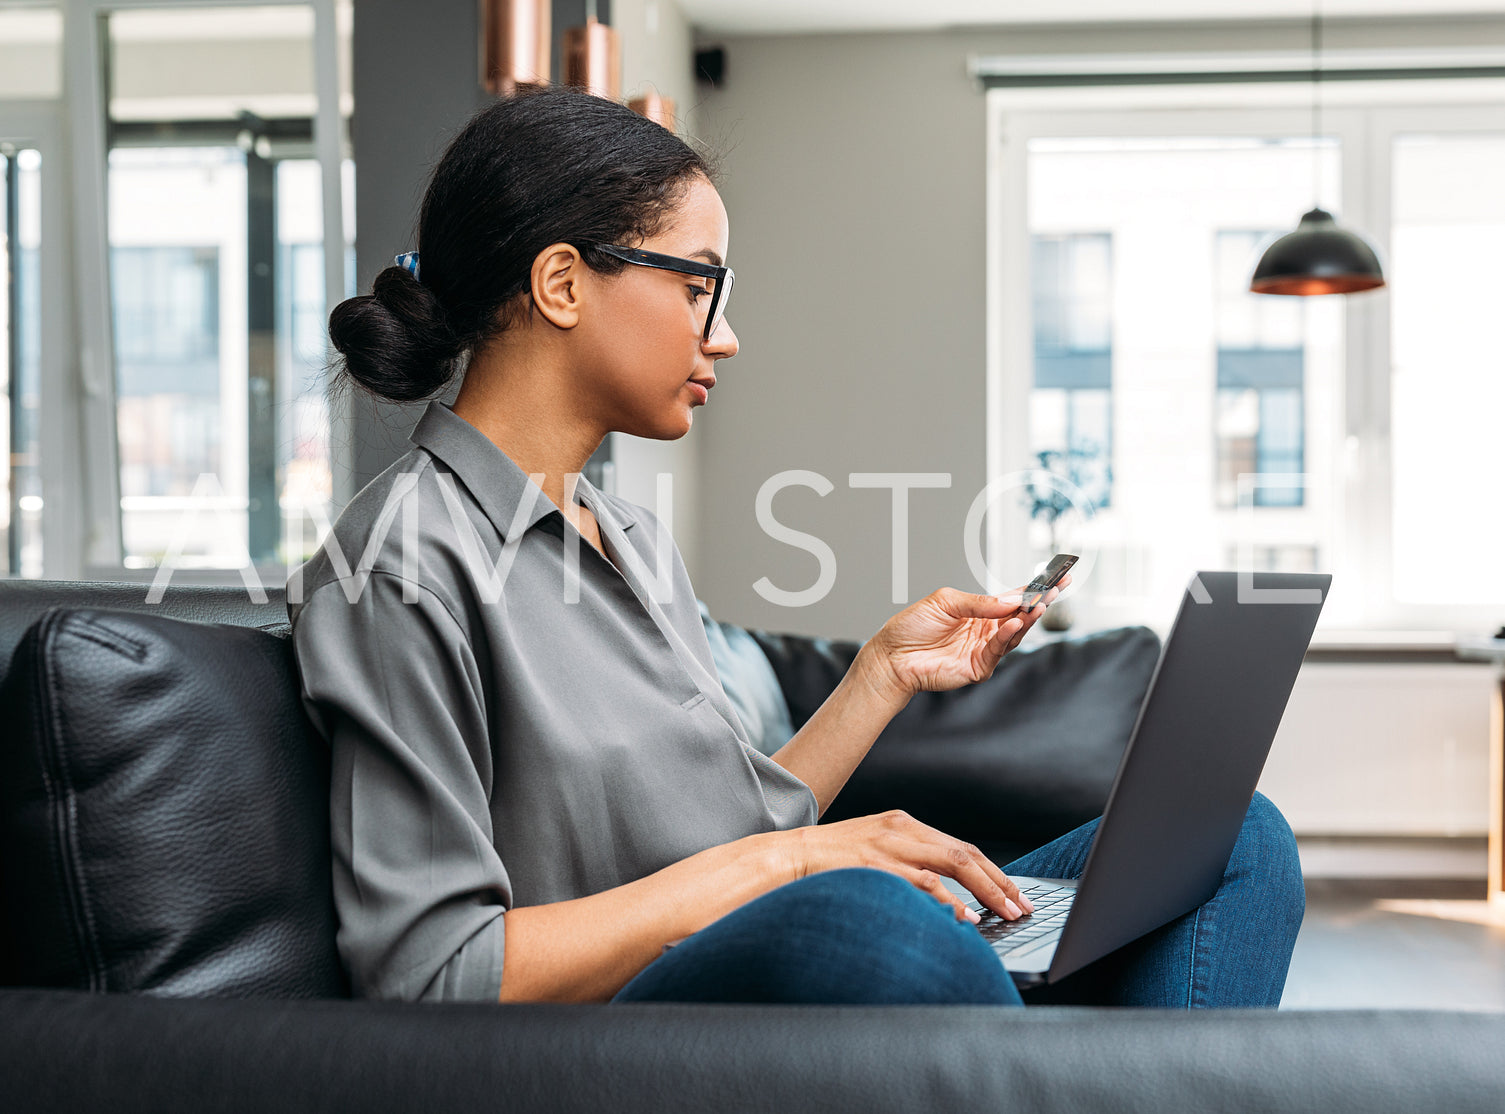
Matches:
[942,570,1329,988]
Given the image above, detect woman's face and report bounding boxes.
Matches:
[575,175,738,440]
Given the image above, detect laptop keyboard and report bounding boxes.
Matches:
[965,883,1074,955]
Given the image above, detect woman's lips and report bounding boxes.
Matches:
[687,379,713,404]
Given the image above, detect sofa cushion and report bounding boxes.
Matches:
[751,624,1162,865]
[697,599,795,757]
[0,580,289,681]
[0,607,345,998]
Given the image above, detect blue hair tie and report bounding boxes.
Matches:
[394,251,421,281]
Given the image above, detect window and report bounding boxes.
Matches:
[991,94,1505,632]
[111,240,224,559]
[1389,133,1505,607]
[1004,129,1341,624]
[0,0,353,580]
[97,4,350,571]
[0,2,353,581]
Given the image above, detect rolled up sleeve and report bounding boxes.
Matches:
[292,572,509,1002]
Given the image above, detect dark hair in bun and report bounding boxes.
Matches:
[329,85,716,402]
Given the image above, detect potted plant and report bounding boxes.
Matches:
[1022,445,1105,632]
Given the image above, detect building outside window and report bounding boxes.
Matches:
[1031,231,1113,512]
[1214,229,1306,510]
[111,242,223,516]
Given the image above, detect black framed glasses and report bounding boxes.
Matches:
[591,244,734,342]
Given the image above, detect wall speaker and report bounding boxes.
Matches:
[695,46,725,87]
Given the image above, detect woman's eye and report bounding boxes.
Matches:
[688,285,711,300]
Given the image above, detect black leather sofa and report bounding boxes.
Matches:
[2,580,1502,1113]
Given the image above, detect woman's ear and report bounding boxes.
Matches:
[530,243,585,330]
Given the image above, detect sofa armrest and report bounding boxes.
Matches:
[748,626,1161,862]
[2,988,1501,1114]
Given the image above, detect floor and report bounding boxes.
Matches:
[1282,878,1505,1010]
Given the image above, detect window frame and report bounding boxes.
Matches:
[0,101,83,577]
[986,84,1505,634]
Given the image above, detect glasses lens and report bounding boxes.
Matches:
[705,269,732,340]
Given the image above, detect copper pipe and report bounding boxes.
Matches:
[628,88,677,131]
[482,0,550,96]
[564,17,620,101]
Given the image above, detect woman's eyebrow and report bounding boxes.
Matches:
[690,248,724,267]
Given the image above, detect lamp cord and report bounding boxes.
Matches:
[1311,6,1323,207]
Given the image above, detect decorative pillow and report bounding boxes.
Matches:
[697,599,795,757]
[0,607,346,997]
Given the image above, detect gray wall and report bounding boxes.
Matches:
[348,0,491,488]
[690,31,997,643]
[687,15,1505,641]
[348,0,618,490]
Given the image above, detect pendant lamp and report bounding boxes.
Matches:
[565,1,621,101]
[482,0,550,96]
[628,87,677,131]
[1250,10,1385,296]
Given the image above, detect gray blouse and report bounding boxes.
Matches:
[288,401,817,1002]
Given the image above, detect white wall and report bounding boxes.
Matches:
[1259,663,1497,836]
[0,9,62,100]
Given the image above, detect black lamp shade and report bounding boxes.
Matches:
[1250,208,1386,296]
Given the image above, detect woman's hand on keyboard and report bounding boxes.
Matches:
[775,810,1034,924]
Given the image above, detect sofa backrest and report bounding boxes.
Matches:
[0,583,346,997]
[0,581,807,999]
[0,580,1161,997]
[0,580,289,681]
[753,623,1162,866]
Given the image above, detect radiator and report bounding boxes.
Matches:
[1256,663,1496,836]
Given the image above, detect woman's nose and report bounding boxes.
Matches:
[704,317,738,359]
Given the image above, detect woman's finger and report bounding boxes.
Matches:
[941,588,1023,619]
[958,852,1031,918]
[992,589,1028,616]
[897,865,979,923]
[978,619,1023,674]
[897,836,1030,920]
[988,616,1023,649]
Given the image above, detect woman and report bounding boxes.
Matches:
[292,86,1304,1008]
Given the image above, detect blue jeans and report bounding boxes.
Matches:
[611,792,1304,1008]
